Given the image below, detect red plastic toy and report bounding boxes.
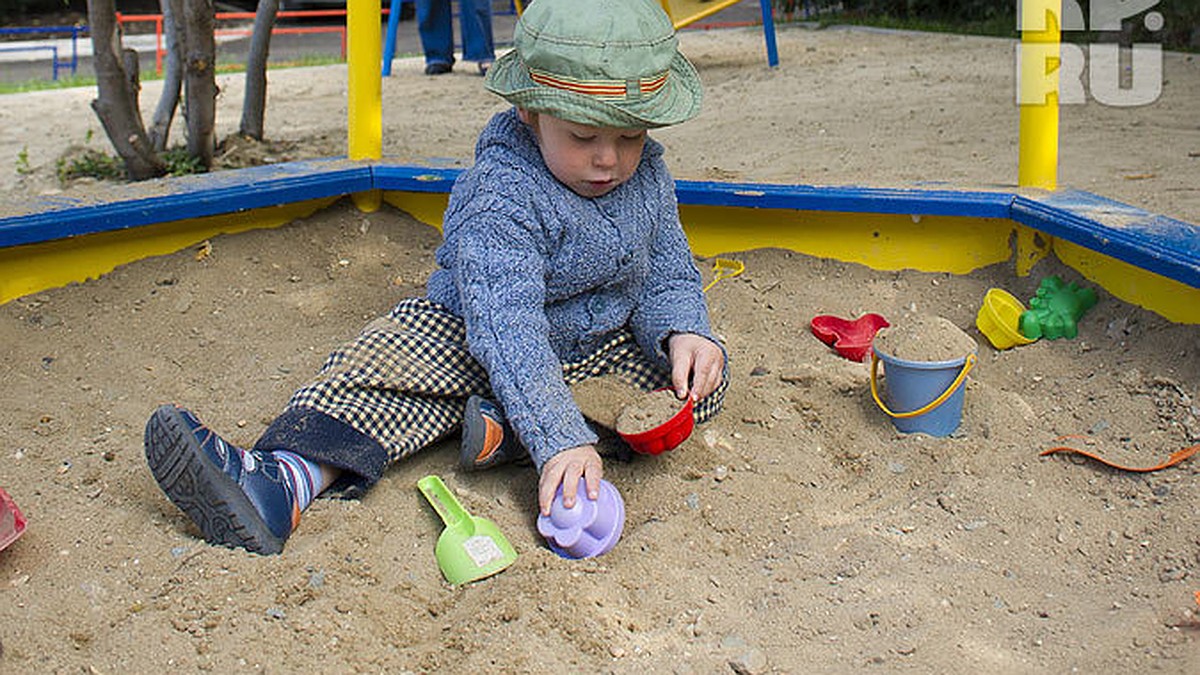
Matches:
[0,487,27,553]
[619,394,695,455]
[810,313,891,362]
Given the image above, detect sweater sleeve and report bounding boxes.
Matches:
[627,157,718,365]
[443,173,598,470]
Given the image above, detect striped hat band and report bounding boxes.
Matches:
[527,68,670,102]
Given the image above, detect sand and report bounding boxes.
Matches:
[873,314,978,363]
[1,23,1198,673]
[616,390,689,437]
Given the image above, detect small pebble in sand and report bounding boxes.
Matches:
[616,389,685,435]
[873,314,976,362]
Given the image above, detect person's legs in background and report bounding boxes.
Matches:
[459,0,495,74]
[417,0,455,74]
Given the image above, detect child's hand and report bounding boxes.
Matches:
[667,333,725,402]
[539,445,603,516]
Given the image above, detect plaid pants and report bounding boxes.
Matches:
[254,298,726,484]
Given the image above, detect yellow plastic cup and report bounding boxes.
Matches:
[976,288,1037,350]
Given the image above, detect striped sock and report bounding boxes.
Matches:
[274,451,323,513]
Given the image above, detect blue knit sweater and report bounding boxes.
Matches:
[426,108,716,469]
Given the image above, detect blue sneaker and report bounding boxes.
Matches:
[459,396,526,471]
[144,404,298,554]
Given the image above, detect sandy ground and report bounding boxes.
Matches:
[1,23,1199,673]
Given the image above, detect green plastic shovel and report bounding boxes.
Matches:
[417,475,517,585]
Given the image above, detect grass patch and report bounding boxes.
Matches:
[56,147,123,182]
[161,146,206,176]
[54,144,209,183]
[0,74,97,95]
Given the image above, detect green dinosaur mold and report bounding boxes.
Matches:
[1018,276,1098,340]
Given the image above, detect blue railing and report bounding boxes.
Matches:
[0,25,85,80]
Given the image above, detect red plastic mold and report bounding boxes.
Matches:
[619,394,695,455]
[810,313,891,362]
[0,487,27,553]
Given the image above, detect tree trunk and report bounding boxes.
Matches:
[179,0,218,168]
[86,0,167,179]
[240,0,280,140]
[148,0,183,152]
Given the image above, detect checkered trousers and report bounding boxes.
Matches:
[283,298,727,469]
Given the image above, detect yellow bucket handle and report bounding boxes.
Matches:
[870,353,977,419]
[702,258,745,293]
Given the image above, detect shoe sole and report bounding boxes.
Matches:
[144,405,285,555]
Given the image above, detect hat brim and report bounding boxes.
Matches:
[485,50,702,129]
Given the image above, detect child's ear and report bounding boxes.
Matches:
[517,108,538,127]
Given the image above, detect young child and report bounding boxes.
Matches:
[143,0,727,555]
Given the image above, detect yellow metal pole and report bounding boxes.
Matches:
[1017,0,1060,190]
[1015,0,1060,275]
[347,0,383,212]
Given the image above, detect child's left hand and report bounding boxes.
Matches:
[538,445,603,516]
[667,333,725,402]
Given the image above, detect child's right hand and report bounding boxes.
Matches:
[667,332,725,402]
[538,445,603,516]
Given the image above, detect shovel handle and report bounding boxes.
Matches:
[702,257,746,293]
[417,475,470,528]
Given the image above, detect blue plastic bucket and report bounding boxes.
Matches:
[871,347,976,436]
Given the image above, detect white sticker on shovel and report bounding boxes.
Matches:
[463,535,506,566]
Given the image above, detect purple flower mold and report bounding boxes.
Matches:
[537,478,625,559]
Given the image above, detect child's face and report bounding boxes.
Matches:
[519,109,646,198]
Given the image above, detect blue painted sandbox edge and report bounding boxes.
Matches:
[1012,190,1200,288]
[672,179,1016,219]
[372,167,1018,219]
[0,158,373,248]
[1,158,1196,288]
[371,164,465,193]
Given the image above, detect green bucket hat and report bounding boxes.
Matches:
[485,0,703,129]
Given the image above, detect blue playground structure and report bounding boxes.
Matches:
[0,25,84,80]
